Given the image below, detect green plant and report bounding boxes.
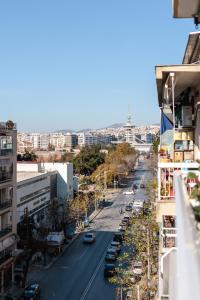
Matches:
[187,172,197,180]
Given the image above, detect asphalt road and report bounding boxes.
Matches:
[28,157,151,300]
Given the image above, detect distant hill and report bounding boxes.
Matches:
[100,123,124,129]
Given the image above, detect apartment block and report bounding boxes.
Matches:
[0,121,17,293]
[155,30,200,299]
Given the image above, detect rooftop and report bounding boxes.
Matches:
[17,171,46,183]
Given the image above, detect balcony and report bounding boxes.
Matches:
[173,171,200,300]
[0,148,13,157]
[161,227,177,253]
[0,225,12,238]
[0,122,17,130]
[0,250,12,266]
[0,171,13,183]
[0,199,12,211]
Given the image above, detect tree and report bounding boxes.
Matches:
[17,150,38,161]
[73,145,105,175]
[48,143,55,151]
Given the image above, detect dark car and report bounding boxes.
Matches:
[125,205,132,212]
[113,232,123,243]
[104,264,116,277]
[133,183,139,189]
[143,208,151,216]
[122,217,130,225]
[24,283,40,300]
[140,183,145,188]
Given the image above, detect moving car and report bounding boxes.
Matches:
[105,248,118,261]
[110,241,121,254]
[123,190,135,195]
[23,283,40,300]
[83,232,96,244]
[104,264,116,277]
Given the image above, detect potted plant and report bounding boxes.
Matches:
[6,120,14,130]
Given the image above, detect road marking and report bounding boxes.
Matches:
[79,241,110,300]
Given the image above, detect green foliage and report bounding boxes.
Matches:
[152,137,160,154]
[91,143,137,186]
[17,150,38,161]
[73,145,105,175]
[60,152,74,162]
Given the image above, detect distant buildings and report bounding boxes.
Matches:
[17,124,159,152]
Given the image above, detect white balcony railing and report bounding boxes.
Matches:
[173,172,200,300]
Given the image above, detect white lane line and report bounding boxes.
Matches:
[79,241,110,300]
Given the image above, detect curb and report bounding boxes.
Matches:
[42,208,104,270]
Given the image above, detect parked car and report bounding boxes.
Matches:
[125,205,132,212]
[83,232,96,244]
[113,232,123,244]
[143,208,151,216]
[110,241,121,254]
[104,264,116,277]
[133,183,139,189]
[132,261,143,276]
[23,283,40,300]
[105,248,118,261]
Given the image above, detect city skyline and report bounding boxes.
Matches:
[0,0,194,131]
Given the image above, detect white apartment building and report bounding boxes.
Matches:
[0,121,17,294]
[78,132,98,147]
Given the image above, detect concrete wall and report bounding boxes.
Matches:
[43,163,74,200]
[156,201,176,223]
[17,174,51,223]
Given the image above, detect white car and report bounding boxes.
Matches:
[123,190,135,195]
[132,261,143,275]
[83,232,96,244]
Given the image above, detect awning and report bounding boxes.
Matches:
[173,0,200,18]
[155,64,200,107]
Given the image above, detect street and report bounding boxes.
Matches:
[28,158,151,300]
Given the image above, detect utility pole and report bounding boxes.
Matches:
[137,285,140,300]
[147,227,150,299]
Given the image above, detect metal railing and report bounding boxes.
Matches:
[0,225,12,238]
[0,172,13,183]
[0,148,13,156]
[0,199,12,210]
[0,122,17,130]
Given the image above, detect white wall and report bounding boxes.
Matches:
[43,163,73,200]
[17,174,51,223]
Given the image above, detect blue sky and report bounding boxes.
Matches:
[0,1,195,132]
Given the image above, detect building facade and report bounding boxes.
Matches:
[155,30,200,299]
[0,121,17,294]
[17,170,57,226]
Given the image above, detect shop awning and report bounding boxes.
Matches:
[155,64,200,107]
